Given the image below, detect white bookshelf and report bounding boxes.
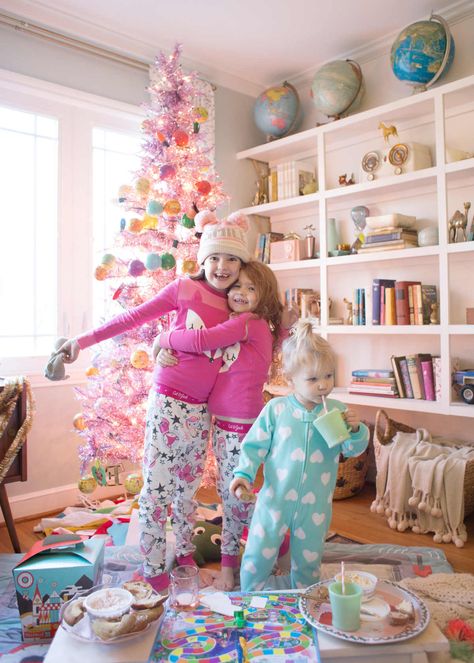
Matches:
[237,74,474,418]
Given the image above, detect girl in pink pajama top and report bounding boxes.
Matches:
[156,260,285,590]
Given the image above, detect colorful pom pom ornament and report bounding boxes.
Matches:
[161,253,176,270]
[85,366,99,377]
[128,259,146,277]
[94,265,110,281]
[194,106,209,123]
[101,253,116,267]
[145,253,161,271]
[135,177,150,194]
[128,217,144,233]
[73,413,86,431]
[196,180,211,195]
[159,164,176,180]
[130,349,150,369]
[146,200,163,216]
[180,213,195,229]
[173,129,189,147]
[164,200,181,217]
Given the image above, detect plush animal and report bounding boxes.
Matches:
[44,337,69,381]
[192,519,222,566]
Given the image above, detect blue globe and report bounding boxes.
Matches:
[391,17,455,88]
[254,82,300,140]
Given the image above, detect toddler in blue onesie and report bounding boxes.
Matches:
[230,321,369,590]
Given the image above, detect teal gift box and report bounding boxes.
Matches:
[12,534,104,642]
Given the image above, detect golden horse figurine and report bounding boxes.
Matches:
[378,122,398,144]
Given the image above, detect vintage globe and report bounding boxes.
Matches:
[391,15,455,90]
[311,59,364,120]
[253,82,300,140]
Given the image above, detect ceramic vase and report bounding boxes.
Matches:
[327,217,340,253]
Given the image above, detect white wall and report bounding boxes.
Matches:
[1,16,474,521]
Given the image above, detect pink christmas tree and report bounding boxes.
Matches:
[74,46,227,479]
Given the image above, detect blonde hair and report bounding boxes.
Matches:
[233,261,282,345]
[282,320,335,378]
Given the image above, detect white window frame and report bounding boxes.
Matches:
[0,69,144,381]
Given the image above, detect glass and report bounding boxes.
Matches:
[329,581,362,631]
[169,565,199,611]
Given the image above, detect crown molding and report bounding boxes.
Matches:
[285,0,474,89]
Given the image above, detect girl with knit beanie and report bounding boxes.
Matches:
[57,210,250,593]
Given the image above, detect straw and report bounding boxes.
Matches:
[341,561,345,594]
[321,394,328,413]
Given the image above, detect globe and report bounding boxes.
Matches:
[311,59,364,120]
[253,82,300,140]
[391,15,455,90]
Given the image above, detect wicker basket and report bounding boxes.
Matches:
[334,449,370,499]
[374,409,474,517]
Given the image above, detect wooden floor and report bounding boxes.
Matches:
[1,483,473,573]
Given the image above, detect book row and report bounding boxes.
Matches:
[350,358,441,401]
[372,279,438,326]
[268,160,317,201]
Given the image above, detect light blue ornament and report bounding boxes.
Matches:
[147,200,163,216]
[145,253,161,271]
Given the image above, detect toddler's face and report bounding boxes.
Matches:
[227,271,259,313]
[204,254,241,290]
[291,361,335,409]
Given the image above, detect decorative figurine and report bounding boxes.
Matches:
[430,303,440,325]
[338,173,355,186]
[448,210,464,243]
[303,224,316,259]
[378,122,398,143]
[250,159,269,206]
[343,298,353,325]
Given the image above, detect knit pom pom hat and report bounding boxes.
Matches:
[195,210,251,264]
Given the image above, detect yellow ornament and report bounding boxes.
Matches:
[85,366,99,377]
[78,475,97,494]
[194,106,209,123]
[128,217,144,233]
[135,177,150,194]
[130,349,150,369]
[163,199,181,217]
[178,258,200,276]
[94,264,110,281]
[142,214,158,230]
[73,413,86,431]
[124,473,144,495]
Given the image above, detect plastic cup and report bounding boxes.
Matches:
[328,581,362,631]
[170,565,199,610]
[314,408,351,448]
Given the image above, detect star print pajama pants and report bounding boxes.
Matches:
[138,391,210,578]
[213,419,254,568]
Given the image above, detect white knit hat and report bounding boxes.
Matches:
[195,210,251,264]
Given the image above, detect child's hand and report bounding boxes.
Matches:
[230,477,254,501]
[156,348,178,367]
[343,408,360,432]
[57,338,80,363]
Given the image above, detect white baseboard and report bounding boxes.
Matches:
[1,482,127,524]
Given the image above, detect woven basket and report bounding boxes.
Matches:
[374,409,474,517]
[334,449,370,499]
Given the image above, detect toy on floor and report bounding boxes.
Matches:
[192,519,222,566]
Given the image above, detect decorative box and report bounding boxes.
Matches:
[270,239,307,263]
[12,534,104,642]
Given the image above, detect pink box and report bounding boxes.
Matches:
[270,239,306,263]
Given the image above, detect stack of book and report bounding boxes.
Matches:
[269,160,317,201]
[358,227,418,253]
[254,231,285,262]
[349,369,399,398]
[390,353,440,400]
[372,279,437,325]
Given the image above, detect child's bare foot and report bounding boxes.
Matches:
[213,566,237,591]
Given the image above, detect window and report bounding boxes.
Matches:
[0,71,143,376]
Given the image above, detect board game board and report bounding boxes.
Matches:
[150,593,320,662]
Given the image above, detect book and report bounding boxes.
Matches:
[432,356,442,401]
[352,369,394,378]
[347,389,398,398]
[349,384,398,394]
[263,231,285,263]
[419,353,435,401]
[413,283,423,325]
[408,285,415,325]
[390,355,406,398]
[406,354,423,399]
[365,230,418,243]
[385,286,396,325]
[395,280,421,325]
[421,284,438,324]
[399,357,414,398]
[372,279,396,325]
[351,376,396,384]
[357,240,418,252]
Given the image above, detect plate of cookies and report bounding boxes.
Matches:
[299,579,429,644]
[60,580,167,643]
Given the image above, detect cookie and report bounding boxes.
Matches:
[63,597,86,626]
[132,593,167,611]
[122,580,153,600]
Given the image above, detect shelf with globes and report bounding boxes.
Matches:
[238,73,474,417]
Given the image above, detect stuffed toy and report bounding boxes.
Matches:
[192,519,222,566]
[44,337,69,381]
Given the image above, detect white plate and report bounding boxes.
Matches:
[299,579,429,645]
[59,583,166,644]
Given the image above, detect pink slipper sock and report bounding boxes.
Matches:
[176,553,197,567]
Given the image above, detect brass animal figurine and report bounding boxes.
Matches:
[378,122,398,144]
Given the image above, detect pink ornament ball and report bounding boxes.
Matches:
[196,180,211,195]
[128,259,146,277]
[160,164,176,180]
